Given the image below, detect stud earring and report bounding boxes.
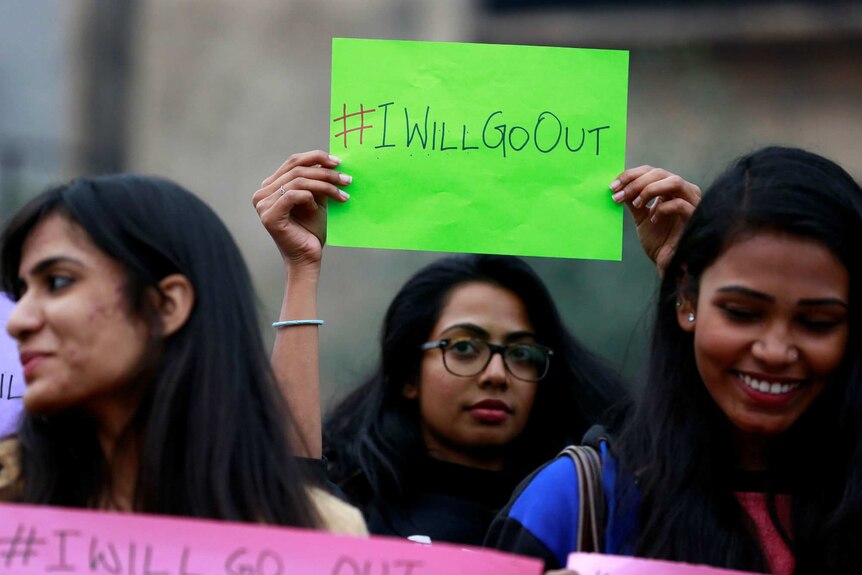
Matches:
[687,313,695,323]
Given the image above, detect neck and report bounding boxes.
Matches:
[732,427,771,471]
[423,438,507,471]
[95,403,140,510]
[427,450,505,471]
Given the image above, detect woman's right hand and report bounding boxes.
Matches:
[252,150,351,270]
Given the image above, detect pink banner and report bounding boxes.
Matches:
[0,295,24,437]
[0,503,542,575]
[568,552,767,574]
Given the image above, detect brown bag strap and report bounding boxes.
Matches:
[559,444,605,553]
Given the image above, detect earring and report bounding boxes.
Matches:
[687,313,695,323]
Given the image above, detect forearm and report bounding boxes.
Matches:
[272,261,323,458]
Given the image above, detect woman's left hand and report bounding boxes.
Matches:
[610,166,701,276]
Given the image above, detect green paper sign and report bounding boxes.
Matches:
[329,38,629,260]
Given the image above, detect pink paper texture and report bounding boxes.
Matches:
[0,502,542,575]
[568,552,767,575]
[0,295,24,437]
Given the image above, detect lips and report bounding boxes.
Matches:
[19,350,51,380]
[469,399,512,412]
[735,370,805,404]
[468,399,512,424]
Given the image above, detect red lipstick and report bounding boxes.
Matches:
[468,399,512,424]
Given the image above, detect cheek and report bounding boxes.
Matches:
[693,316,749,371]
[516,383,537,415]
[69,309,149,382]
[87,301,122,321]
[807,332,849,378]
[694,331,732,376]
[416,358,464,412]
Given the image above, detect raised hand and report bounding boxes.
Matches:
[610,166,701,276]
[253,150,351,269]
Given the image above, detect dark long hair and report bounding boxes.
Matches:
[0,174,319,526]
[617,147,862,572]
[324,254,627,504]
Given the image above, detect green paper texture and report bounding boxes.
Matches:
[329,38,629,260]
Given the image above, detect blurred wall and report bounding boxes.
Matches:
[0,0,73,221]
[63,1,862,405]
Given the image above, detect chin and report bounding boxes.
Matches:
[466,434,512,449]
[22,394,66,416]
[734,418,794,437]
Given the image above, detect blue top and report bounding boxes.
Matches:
[484,439,639,569]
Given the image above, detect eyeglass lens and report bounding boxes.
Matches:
[442,339,549,381]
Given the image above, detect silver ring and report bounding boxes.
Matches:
[278,185,285,197]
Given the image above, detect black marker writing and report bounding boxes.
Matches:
[337,103,610,158]
[47,529,80,572]
[0,523,45,568]
[224,547,283,575]
[0,373,23,400]
[331,555,424,575]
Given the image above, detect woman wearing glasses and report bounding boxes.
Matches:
[253,150,696,545]
[320,254,624,545]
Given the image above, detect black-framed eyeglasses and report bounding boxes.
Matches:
[420,338,554,382]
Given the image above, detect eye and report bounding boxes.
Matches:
[447,339,482,357]
[798,315,847,333]
[719,304,761,322]
[47,275,74,292]
[507,344,539,362]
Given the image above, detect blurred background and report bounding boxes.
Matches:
[2,0,861,406]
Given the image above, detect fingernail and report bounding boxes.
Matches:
[339,173,352,184]
[609,179,621,191]
[612,191,625,203]
[650,214,657,224]
[339,190,350,201]
[329,155,342,164]
[632,196,643,208]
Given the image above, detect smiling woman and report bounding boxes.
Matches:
[10,214,163,425]
[0,174,365,534]
[487,147,862,574]
[684,232,849,454]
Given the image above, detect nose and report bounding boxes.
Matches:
[6,293,41,342]
[751,323,797,366]
[479,351,508,389]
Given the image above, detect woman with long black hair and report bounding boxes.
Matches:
[0,174,365,534]
[487,147,862,574]
[253,151,700,545]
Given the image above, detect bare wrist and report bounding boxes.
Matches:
[286,260,322,283]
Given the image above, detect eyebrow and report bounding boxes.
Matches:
[440,322,537,342]
[716,285,848,309]
[798,298,849,309]
[26,256,85,277]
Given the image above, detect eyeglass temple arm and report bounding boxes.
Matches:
[420,339,447,351]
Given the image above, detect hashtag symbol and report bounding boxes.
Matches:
[332,103,376,149]
[0,524,45,567]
